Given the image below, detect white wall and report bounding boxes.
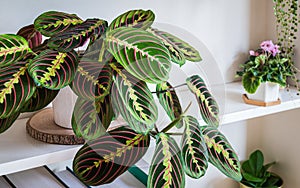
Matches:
[0,0,268,84]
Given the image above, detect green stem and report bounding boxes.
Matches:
[152,83,187,94]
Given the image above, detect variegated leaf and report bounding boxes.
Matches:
[201,126,242,181]
[111,82,153,134]
[148,133,185,188]
[156,81,183,128]
[73,126,150,186]
[112,65,158,128]
[147,27,201,62]
[186,75,219,127]
[21,87,59,113]
[70,59,112,101]
[106,27,171,84]
[0,61,36,118]
[72,96,113,141]
[0,34,32,68]
[48,18,108,52]
[108,9,155,30]
[17,24,42,49]
[34,11,83,37]
[181,116,208,178]
[147,28,186,66]
[0,112,20,134]
[28,49,79,89]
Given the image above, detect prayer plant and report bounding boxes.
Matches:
[0,9,241,187]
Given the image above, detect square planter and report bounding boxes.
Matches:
[243,82,281,106]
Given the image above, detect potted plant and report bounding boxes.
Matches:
[239,149,283,188]
[236,40,292,103]
[0,9,242,187]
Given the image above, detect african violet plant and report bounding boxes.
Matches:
[0,9,242,187]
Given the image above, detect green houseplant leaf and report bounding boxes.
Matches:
[186,75,219,127]
[242,72,262,94]
[181,116,208,179]
[21,87,59,112]
[72,95,114,141]
[48,18,108,52]
[112,65,158,128]
[148,133,185,188]
[147,28,186,66]
[28,49,79,89]
[71,59,113,101]
[147,27,201,62]
[201,126,242,181]
[0,112,20,133]
[108,9,155,30]
[106,27,171,84]
[156,81,183,128]
[34,11,83,37]
[0,61,36,118]
[0,34,32,68]
[17,24,42,49]
[111,82,153,134]
[73,126,150,186]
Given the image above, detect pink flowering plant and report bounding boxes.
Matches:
[237,40,292,94]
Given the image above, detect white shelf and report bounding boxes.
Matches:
[1,82,300,178]
[219,82,300,125]
[0,118,81,176]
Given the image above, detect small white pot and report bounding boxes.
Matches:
[247,82,280,102]
[52,86,77,129]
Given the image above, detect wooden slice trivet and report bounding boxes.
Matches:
[26,108,85,145]
[242,94,281,107]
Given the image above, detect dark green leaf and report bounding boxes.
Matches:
[156,82,183,128]
[181,116,208,178]
[0,34,32,68]
[112,66,158,128]
[48,18,108,52]
[108,9,155,30]
[201,126,242,181]
[248,150,264,177]
[0,112,20,133]
[21,87,59,112]
[106,27,171,84]
[186,75,219,127]
[147,27,201,62]
[70,59,112,101]
[73,126,150,186]
[17,24,42,49]
[148,133,185,188]
[28,49,79,89]
[72,95,113,141]
[34,11,83,37]
[0,61,36,118]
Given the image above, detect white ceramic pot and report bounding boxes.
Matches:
[52,86,77,129]
[247,82,280,102]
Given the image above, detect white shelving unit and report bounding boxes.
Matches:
[1,82,300,184]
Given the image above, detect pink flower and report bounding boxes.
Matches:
[260,40,275,53]
[271,44,280,56]
[249,50,256,56]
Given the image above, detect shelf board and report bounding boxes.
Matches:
[219,82,300,125]
[0,118,81,176]
[1,82,300,177]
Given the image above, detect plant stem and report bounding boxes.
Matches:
[152,83,187,94]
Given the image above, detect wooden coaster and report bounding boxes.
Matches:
[26,108,85,145]
[242,94,281,107]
